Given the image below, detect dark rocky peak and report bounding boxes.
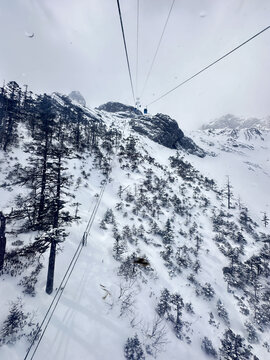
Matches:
[68,91,86,107]
[97,102,142,116]
[130,113,184,148]
[96,101,204,156]
[130,113,205,157]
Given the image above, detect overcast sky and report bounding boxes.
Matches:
[0,0,269,130]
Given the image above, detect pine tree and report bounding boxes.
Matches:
[225,176,232,209]
[45,115,72,295]
[0,298,27,345]
[35,95,56,228]
[156,288,172,318]
[162,219,174,245]
[219,329,252,360]
[113,225,126,261]
[122,225,133,242]
[175,245,192,270]
[0,81,21,151]
[124,334,145,360]
[216,299,230,326]
[201,337,217,358]
[103,209,115,224]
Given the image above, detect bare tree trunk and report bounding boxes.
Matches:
[0,212,6,271]
[45,239,56,294]
[53,154,61,229]
[46,152,61,294]
[37,135,48,226]
[227,177,231,209]
[3,115,13,152]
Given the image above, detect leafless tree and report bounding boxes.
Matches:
[143,316,168,357]
[119,280,137,317]
[261,212,269,227]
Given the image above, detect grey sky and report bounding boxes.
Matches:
[0,0,269,130]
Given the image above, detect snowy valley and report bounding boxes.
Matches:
[0,82,270,360]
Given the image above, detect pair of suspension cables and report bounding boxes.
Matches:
[24,180,107,360]
[116,0,176,109]
[116,0,270,110]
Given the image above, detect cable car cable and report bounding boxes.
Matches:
[27,243,84,360]
[116,0,136,105]
[29,184,107,360]
[24,182,107,360]
[140,0,176,98]
[24,240,83,360]
[136,0,140,98]
[147,25,270,107]
[24,126,123,359]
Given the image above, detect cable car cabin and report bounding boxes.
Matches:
[143,108,148,114]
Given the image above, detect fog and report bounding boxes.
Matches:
[0,0,269,130]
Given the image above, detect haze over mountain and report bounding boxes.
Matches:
[201,114,270,131]
[68,91,87,107]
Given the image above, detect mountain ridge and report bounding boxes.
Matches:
[201,114,270,131]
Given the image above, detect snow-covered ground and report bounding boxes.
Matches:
[190,128,270,217]
[0,107,269,360]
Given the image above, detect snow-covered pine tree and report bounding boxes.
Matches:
[124,334,145,360]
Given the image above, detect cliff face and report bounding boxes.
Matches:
[99,102,206,157]
[97,102,142,116]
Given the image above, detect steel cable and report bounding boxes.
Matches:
[116,0,136,104]
[147,25,270,106]
[140,0,176,98]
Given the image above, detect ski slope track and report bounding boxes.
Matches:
[0,91,270,360]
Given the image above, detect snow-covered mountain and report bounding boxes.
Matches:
[0,83,270,360]
[68,90,87,107]
[191,118,270,216]
[201,114,270,131]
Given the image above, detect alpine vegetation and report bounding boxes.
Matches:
[0,82,269,359]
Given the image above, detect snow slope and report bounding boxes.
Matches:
[190,127,270,216]
[0,104,270,360]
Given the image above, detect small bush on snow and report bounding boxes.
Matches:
[124,334,145,360]
[0,298,39,346]
[201,337,217,358]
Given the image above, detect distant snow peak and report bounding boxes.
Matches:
[68,91,86,107]
[202,114,270,131]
